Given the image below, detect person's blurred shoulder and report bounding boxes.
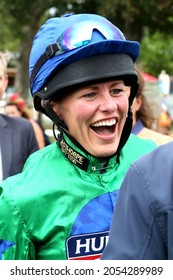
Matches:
[125,133,157,150]
[0,113,36,133]
[22,142,60,174]
[132,141,173,206]
[137,127,173,146]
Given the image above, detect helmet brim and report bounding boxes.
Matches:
[38,53,138,99]
[30,40,139,94]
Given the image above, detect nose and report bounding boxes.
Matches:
[98,92,118,112]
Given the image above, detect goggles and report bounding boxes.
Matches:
[30,19,128,87]
[57,19,126,53]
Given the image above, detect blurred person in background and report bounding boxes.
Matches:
[158,102,173,135]
[0,52,38,181]
[4,94,46,149]
[158,69,170,96]
[132,69,173,145]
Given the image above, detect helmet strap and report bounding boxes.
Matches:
[30,44,60,88]
[115,81,138,155]
[43,99,68,131]
[43,99,87,149]
[129,83,138,106]
[116,107,133,155]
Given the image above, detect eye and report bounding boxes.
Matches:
[83,91,96,98]
[111,86,129,96]
[111,88,123,95]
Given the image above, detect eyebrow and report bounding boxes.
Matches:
[82,80,125,90]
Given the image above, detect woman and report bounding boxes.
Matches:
[0,13,156,260]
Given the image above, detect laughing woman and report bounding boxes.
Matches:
[0,13,156,260]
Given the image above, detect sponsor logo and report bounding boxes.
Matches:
[59,138,89,170]
[66,231,109,260]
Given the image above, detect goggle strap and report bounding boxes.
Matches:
[30,43,60,87]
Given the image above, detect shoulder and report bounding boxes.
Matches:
[138,127,173,146]
[1,143,59,185]
[22,142,59,170]
[135,141,173,169]
[0,143,64,205]
[131,142,173,207]
[0,113,33,130]
[29,118,43,131]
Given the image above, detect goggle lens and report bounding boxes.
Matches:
[57,20,126,53]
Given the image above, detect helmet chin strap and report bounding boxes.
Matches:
[115,83,138,156]
[43,99,68,131]
[116,108,132,156]
[43,99,86,149]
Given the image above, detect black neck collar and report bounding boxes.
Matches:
[58,133,89,171]
[57,132,119,173]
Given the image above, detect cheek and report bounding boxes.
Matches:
[72,103,93,121]
[118,95,129,117]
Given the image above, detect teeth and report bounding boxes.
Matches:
[92,119,116,127]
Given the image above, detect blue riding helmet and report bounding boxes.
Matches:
[29,13,139,98]
[29,13,140,154]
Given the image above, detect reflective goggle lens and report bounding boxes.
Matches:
[57,20,126,53]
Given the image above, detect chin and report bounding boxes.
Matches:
[88,142,119,158]
[93,149,117,158]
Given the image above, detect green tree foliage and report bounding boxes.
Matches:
[139,31,173,76]
[0,0,172,97]
[76,0,173,40]
[0,0,69,98]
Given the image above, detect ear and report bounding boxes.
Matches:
[41,99,44,107]
[136,95,142,110]
[41,99,59,113]
[49,100,62,118]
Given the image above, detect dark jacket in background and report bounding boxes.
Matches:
[0,114,38,180]
[102,142,173,260]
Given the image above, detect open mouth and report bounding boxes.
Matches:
[90,118,116,135]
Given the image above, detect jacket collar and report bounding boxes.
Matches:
[58,132,118,174]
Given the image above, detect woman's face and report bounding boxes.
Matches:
[4,104,21,117]
[51,80,131,157]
